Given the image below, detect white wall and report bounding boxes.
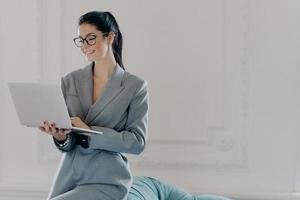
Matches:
[1,0,300,199]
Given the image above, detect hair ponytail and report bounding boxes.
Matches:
[105,12,124,70]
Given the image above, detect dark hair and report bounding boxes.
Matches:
[78,11,124,70]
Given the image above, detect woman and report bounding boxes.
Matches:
[39,11,149,200]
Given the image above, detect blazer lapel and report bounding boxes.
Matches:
[74,62,93,118]
[84,64,125,124]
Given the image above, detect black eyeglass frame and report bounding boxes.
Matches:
[73,32,109,48]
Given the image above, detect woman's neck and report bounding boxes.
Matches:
[93,58,117,80]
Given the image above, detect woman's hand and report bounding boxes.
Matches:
[39,121,71,142]
[71,117,91,130]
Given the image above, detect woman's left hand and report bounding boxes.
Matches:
[71,117,91,130]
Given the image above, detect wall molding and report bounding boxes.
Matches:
[129,0,250,169]
[36,0,64,164]
[294,0,300,191]
[0,0,5,184]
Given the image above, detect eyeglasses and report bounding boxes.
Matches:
[73,32,108,48]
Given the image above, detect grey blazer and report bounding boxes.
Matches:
[48,62,149,199]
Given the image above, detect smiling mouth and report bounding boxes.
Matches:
[85,50,95,56]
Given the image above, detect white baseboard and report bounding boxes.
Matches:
[0,188,47,200]
[225,192,300,200]
[1,188,300,200]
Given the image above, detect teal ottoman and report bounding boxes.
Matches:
[128,176,232,200]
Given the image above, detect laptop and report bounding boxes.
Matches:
[7,82,102,135]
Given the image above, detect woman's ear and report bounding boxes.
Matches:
[107,32,116,45]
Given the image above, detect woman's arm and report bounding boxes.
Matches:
[51,78,79,152]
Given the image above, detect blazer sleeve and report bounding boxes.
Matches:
[89,81,149,155]
[53,134,77,152]
[52,77,78,152]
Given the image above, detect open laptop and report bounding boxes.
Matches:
[7,82,102,135]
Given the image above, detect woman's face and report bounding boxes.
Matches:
[76,23,109,62]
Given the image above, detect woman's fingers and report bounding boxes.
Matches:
[40,121,71,138]
[64,129,71,134]
[70,118,75,126]
[58,128,66,136]
[50,123,59,135]
[44,121,50,133]
[39,126,45,132]
[42,121,58,136]
[59,129,71,135]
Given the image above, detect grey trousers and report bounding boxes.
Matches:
[49,184,127,200]
[47,153,129,200]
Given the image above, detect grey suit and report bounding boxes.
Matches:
[47,63,149,200]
